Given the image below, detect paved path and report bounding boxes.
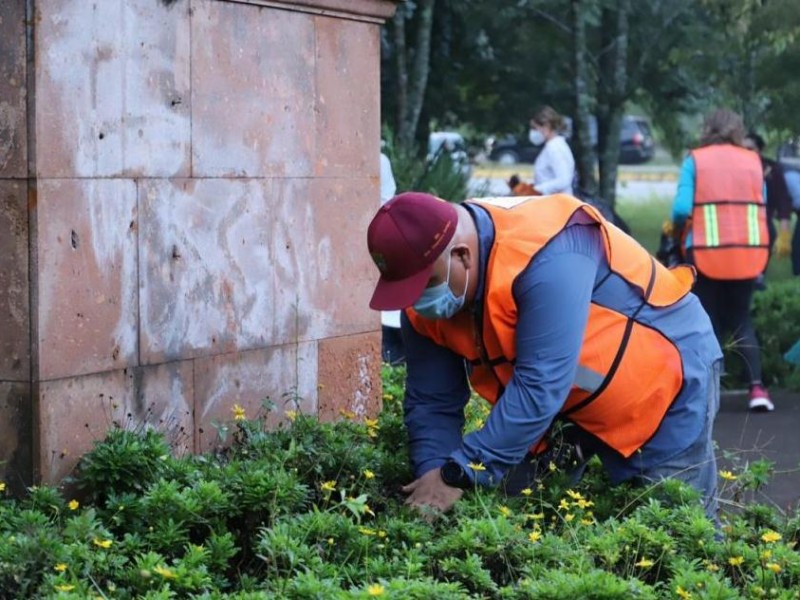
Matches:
[715,389,800,514]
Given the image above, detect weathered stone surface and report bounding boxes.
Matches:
[132,361,195,457]
[37,364,193,483]
[226,0,401,24]
[272,177,380,343]
[36,179,139,381]
[314,16,379,178]
[317,332,381,422]
[194,343,318,452]
[138,178,274,364]
[35,0,191,178]
[37,370,134,483]
[0,180,29,380]
[0,381,32,495]
[191,1,316,177]
[0,0,27,178]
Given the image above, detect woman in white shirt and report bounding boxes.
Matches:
[529,106,575,195]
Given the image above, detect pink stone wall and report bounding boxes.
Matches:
[0,0,398,488]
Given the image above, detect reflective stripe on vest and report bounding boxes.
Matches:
[407,194,693,458]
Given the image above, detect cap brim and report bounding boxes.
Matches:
[369,264,434,310]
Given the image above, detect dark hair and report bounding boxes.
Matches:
[745,131,766,152]
[532,106,565,132]
[699,109,746,147]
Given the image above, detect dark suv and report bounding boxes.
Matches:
[487,115,655,165]
[618,116,655,164]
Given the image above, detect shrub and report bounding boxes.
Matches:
[0,365,798,597]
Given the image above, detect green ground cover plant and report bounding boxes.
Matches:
[1,365,799,598]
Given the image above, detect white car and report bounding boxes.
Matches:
[428,131,472,178]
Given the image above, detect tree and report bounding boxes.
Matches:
[388,0,437,152]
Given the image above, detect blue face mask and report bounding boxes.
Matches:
[413,250,470,320]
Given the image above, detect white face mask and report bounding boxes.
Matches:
[529,128,545,146]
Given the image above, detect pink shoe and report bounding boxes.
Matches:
[748,384,774,412]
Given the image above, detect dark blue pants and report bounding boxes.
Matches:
[793,217,800,276]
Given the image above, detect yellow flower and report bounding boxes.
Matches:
[564,513,575,522]
[364,418,380,429]
[92,538,112,549]
[498,505,512,517]
[359,527,377,536]
[704,561,720,572]
[367,583,385,596]
[576,498,594,509]
[766,562,781,573]
[363,469,375,480]
[377,530,387,539]
[548,461,557,471]
[566,489,583,500]
[718,470,738,481]
[761,530,782,544]
[0,482,5,492]
[728,556,745,566]
[528,530,542,542]
[320,480,337,492]
[760,550,772,560]
[327,538,334,544]
[153,565,177,579]
[339,409,356,420]
[467,462,486,472]
[676,585,692,599]
[68,500,79,511]
[634,558,654,568]
[232,404,246,421]
[520,488,533,496]
[364,504,375,517]
[580,518,594,526]
[285,410,298,422]
[54,563,68,572]
[54,584,75,592]
[558,499,570,511]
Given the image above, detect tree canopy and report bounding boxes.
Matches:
[381,0,800,204]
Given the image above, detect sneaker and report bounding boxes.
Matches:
[748,384,775,412]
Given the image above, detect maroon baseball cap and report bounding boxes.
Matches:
[368,192,457,310]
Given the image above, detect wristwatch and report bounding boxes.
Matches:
[440,459,474,489]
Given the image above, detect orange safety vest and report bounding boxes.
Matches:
[690,144,768,280]
[407,195,696,458]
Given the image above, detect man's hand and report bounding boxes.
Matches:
[401,468,464,518]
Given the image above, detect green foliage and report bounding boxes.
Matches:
[0,368,799,598]
[74,428,173,503]
[752,278,800,390]
[382,127,470,202]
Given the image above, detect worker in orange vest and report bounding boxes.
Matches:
[367,192,722,520]
[671,109,773,412]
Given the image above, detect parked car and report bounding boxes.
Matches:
[487,115,655,165]
[618,116,655,164]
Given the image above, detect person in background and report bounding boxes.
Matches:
[529,105,575,195]
[743,132,793,285]
[671,109,773,412]
[508,106,575,197]
[784,167,800,276]
[367,192,722,522]
[379,151,405,364]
